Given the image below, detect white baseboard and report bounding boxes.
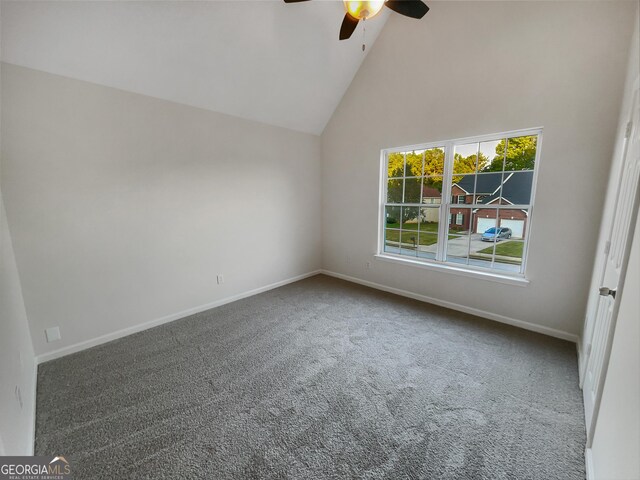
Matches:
[585,448,594,480]
[321,269,579,343]
[577,337,586,387]
[35,270,322,364]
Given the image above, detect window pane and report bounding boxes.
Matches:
[421,176,443,204]
[478,139,503,172]
[388,152,404,178]
[403,177,422,204]
[418,206,439,260]
[384,228,400,254]
[423,147,445,176]
[401,206,420,228]
[446,207,472,265]
[400,230,419,257]
[451,174,474,204]
[474,172,503,205]
[474,208,499,236]
[453,143,479,175]
[397,206,421,259]
[405,150,424,177]
[503,135,537,171]
[499,171,533,206]
[480,138,507,172]
[387,178,403,203]
[467,210,496,269]
[497,208,528,240]
[385,206,401,229]
[470,208,527,272]
[491,240,524,273]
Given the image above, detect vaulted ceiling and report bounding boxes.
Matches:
[1,1,389,135]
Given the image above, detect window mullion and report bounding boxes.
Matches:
[438,142,455,261]
[379,151,388,254]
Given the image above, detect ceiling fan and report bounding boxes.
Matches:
[284,0,429,41]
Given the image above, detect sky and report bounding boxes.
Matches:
[454,140,501,159]
[403,139,502,160]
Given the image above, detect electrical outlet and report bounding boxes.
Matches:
[366,261,371,269]
[217,274,224,285]
[45,326,61,343]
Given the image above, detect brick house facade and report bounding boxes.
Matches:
[444,172,532,238]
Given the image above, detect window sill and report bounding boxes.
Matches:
[374,254,530,287]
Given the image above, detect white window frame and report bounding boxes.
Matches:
[377,127,543,283]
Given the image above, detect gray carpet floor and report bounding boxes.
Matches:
[35,275,586,479]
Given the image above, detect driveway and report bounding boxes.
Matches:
[419,233,489,257]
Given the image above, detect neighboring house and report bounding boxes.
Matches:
[420,184,442,223]
[448,171,533,238]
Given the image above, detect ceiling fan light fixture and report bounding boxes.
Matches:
[344,0,385,20]
[284,0,429,41]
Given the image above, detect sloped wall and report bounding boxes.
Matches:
[1,64,322,358]
[321,1,636,337]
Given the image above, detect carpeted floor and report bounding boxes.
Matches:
[35,275,586,479]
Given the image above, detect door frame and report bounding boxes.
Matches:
[580,75,640,447]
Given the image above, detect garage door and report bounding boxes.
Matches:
[500,219,524,238]
[476,217,496,234]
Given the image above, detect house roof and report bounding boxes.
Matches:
[422,185,442,198]
[455,171,533,205]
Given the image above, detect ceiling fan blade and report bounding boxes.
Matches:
[283,0,310,3]
[339,13,359,40]
[385,0,429,19]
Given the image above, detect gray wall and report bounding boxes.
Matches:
[1,64,322,357]
[0,55,36,458]
[321,1,637,336]
[0,181,36,456]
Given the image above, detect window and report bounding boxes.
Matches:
[380,129,541,276]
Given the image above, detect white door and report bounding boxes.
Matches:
[582,77,640,444]
[476,217,495,234]
[499,219,524,238]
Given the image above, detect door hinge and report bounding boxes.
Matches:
[625,121,633,139]
[604,240,611,255]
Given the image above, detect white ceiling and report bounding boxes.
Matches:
[0,0,389,135]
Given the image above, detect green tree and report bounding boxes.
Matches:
[387,151,425,178]
[423,148,445,191]
[423,148,445,176]
[452,152,488,185]
[482,136,537,172]
[388,148,489,205]
[453,152,488,174]
[387,153,403,178]
[387,150,444,214]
